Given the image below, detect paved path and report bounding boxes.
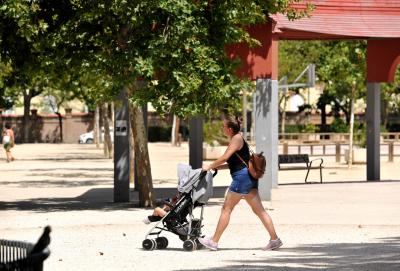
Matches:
[1,143,400,270]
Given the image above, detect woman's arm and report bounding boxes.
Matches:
[215,163,229,170]
[202,134,243,171]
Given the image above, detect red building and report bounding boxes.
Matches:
[228,0,400,198]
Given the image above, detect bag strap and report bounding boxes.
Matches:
[235,136,252,168]
[235,152,248,168]
[242,136,255,155]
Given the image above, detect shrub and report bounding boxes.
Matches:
[330,118,348,133]
[280,125,300,133]
[300,123,318,133]
[354,121,366,148]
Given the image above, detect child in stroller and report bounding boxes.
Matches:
[142,193,181,224]
[142,164,215,251]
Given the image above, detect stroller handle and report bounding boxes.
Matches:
[200,169,218,178]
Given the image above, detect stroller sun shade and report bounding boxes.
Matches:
[177,164,213,204]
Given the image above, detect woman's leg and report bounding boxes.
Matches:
[211,191,242,243]
[5,148,10,162]
[7,151,13,161]
[244,189,278,240]
[9,147,14,161]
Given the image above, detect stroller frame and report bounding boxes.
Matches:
[142,170,215,251]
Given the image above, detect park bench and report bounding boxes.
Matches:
[0,226,51,271]
[278,154,324,183]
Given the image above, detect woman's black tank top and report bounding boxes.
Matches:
[227,138,250,174]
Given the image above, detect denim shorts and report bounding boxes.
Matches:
[229,167,258,195]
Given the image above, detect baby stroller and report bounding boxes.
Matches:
[142,164,216,251]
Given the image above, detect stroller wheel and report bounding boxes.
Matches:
[195,238,204,250]
[142,239,157,251]
[156,237,168,249]
[183,239,197,252]
[178,234,187,242]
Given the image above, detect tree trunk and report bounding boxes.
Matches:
[129,115,136,189]
[321,105,327,128]
[22,89,43,143]
[281,94,287,135]
[171,115,180,146]
[94,105,100,148]
[348,86,356,168]
[56,112,63,142]
[23,91,33,143]
[129,102,155,207]
[111,102,115,124]
[102,103,113,158]
[343,105,350,125]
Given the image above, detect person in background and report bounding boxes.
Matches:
[2,122,15,163]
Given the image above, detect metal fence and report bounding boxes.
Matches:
[279,132,400,143]
[276,133,400,162]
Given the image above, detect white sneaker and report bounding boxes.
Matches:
[263,238,283,250]
[142,217,151,225]
[198,236,218,251]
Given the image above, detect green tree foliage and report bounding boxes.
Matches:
[381,66,400,129]
[318,41,366,122]
[42,0,311,116]
[1,0,312,116]
[0,0,50,95]
[279,40,366,125]
[1,0,51,141]
[1,0,311,206]
[279,40,328,83]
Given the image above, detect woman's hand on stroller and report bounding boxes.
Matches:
[201,165,218,177]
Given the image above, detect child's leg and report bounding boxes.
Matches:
[152,207,167,217]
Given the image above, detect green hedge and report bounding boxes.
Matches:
[280,124,319,133]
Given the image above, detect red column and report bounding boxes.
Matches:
[367,39,400,83]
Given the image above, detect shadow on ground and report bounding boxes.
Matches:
[0,186,228,212]
[2,179,113,188]
[18,157,109,162]
[176,237,400,271]
[279,179,400,186]
[3,168,114,172]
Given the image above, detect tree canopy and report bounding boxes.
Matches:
[0,0,312,117]
[279,40,367,124]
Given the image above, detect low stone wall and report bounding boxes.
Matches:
[0,110,175,144]
[0,109,93,143]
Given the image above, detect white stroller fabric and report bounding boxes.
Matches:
[177,164,213,204]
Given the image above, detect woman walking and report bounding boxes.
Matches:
[3,122,15,162]
[198,116,282,251]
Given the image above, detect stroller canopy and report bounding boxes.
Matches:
[177,164,213,204]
